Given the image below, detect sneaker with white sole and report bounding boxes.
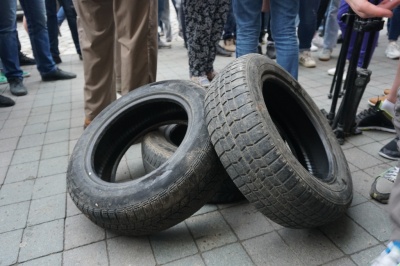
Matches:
[310,43,318,52]
[355,101,395,133]
[371,241,400,266]
[318,48,332,61]
[327,66,347,81]
[385,42,400,59]
[379,137,400,160]
[299,51,316,68]
[191,76,210,88]
[312,35,324,49]
[370,166,399,203]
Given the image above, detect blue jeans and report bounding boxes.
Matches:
[298,0,320,51]
[323,0,340,50]
[270,0,299,79]
[19,0,57,75]
[388,6,400,41]
[58,6,66,26]
[45,0,60,57]
[223,3,236,40]
[0,0,23,80]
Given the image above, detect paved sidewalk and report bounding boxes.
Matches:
[1,16,400,266]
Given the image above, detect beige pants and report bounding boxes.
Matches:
[74,0,158,121]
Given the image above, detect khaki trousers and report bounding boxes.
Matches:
[74,0,158,121]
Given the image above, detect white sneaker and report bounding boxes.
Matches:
[191,76,211,88]
[318,48,332,61]
[312,35,324,48]
[310,43,318,52]
[385,42,400,59]
[299,51,316,68]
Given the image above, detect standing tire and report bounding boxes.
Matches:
[67,80,227,235]
[141,125,245,204]
[205,54,353,228]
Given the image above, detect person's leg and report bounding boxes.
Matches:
[269,0,299,79]
[161,0,172,42]
[57,6,66,27]
[385,5,400,59]
[45,0,60,59]
[19,0,57,75]
[74,0,115,121]
[232,0,262,57]
[223,2,236,41]
[115,0,158,95]
[298,0,320,51]
[323,0,340,51]
[59,0,81,56]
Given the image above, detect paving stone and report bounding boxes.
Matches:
[220,203,274,240]
[108,236,156,266]
[26,114,49,125]
[0,202,29,233]
[278,228,344,265]
[186,211,237,252]
[242,231,303,266]
[41,141,69,159]
[64,214,105,250]
[49,111,71,122]
[0,150,13,168]
[5,161,38,184]
[150,222,198,264]
[47,119,70,132]
[32,174,66,200]
[323,257,357,266]
[11,146,41,165]
[66,193,81,217]
[347,202,391,242]
[202,243,254,266]
[17,133,45,149]
[43,129,69,145]
[18,253,62,266]
[344,147,384,170]
[163,255,205,266]
[63,241,108,265]
[0,229,23,266]
[0,167,6,186]
[3,117,28,129]
[22,123,48,136]
[27,193,66,226]
[320,216,378,254]
[19,219,64,262]
[351,244,386,266]
[0,180,34,206]
[37,156,68,177]
[0,137,18,153]
[192,204,218,216]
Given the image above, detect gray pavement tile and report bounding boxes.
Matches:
[220,203,274,241]
[32,98,53,109]
[0,110,10,121]
[5,161,38,184]
[68,139,77,156]
[49,111,71,122]
[323,257,357,266]
[37,155,68,177]
[0,202,29,233]
[19,219,64,262]
[27,194,66,226]
[8,108,31,120]
[242,231,304,266]
[11,146,41,165]
[63,241,108,266]
[347,202,391,242]
[351,244,386,266]
[26,114,49,125]
[32,174,67,199]
[41,141,68,160]
[51,103,71,113]
[163,255,205,266]
[0,167,6,186]
[18,253,62,266]
[0,126,24,140]
[320,216,378,254]
[43,129,69,145]
[350,192,369,207]
[107,236,156,266]
[17,133,45,149]
[202,243,254,266]
[64,214,105,250]
[47,119,70,132]
[0,137,19,153]
[0,150,13,168]
[343,147,385,170]
[22,122,48,136]
[0,180,34,206]
[0,229,23,266]
[2,117,28,129]
[150,222,198,264]
[192,204,218,217]
[278,228,344,265]
[351,170,376,199]
[69,127,83,141]
[66,193,81,217]
[186,211,237,252]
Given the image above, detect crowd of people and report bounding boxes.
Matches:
[2,0,400,264]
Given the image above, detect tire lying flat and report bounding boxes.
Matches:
[67,80,227,235]
[205,54,353,228]
[141,125,245,204]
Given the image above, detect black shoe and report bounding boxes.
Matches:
[41,68,77,81]
[257,43,262,55]
[8,78,28,96]
[0,95,15,107]
[79,54,83,60]
[379,137,400,160]
[216,44,232,57]
[266,42,276,60]
[19,52,36,66]
[355,102,395,133]
[53,55,62,64]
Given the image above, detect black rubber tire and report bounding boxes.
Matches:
[141,125,245,204]
[205,54,353,228]
[67,80,227,235]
